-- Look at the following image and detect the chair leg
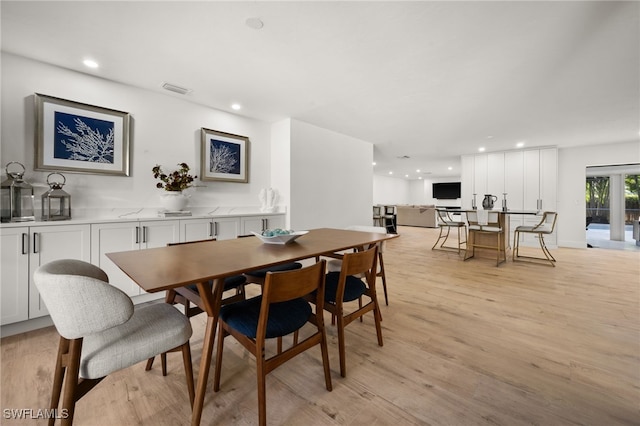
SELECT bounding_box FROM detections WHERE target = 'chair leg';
[213,323,226,392]
[378,253,389,306]
[161,352,168,376]
[48,337,69,426]
[319,329,333,392]
[145,357,155,371]
[256,355,267,426]
[336,311,347,378]
[539,234,557,266]
[60,338,83,426]
[181,342,195,408]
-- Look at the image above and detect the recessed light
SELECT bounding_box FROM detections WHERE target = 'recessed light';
[448,166,453,170]
[372,162,377,166]
[478,147,486,152]
[416,169,421,173]
[516,141,525,148]
[405,174,409,178]
[418,176,423,180]
[83,59,99,69]
[389,171,393,175]
[245,17,264,29]
[231,103,242,111]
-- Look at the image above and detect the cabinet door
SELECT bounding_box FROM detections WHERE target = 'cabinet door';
[181,218,214,242]
[264,215,285,231]
[0,227,29,325]
[28,224,91,319]
[139,220,179,249]
[460,155,474,208]
[473,154,488,197]
[91,221,141,296]
[539,148,557,212]
[241,215,285,236]
[487,152,505,197]
[523,150,541,210]
[212,217,240,240]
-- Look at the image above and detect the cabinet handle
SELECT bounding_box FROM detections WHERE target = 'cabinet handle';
[33,233,39,254]
[213,222,218,236]
[142,226,148,243]
[135,226,140,244]
[209,221,213,237]
[262,218,267,231]
[21,233,29,255]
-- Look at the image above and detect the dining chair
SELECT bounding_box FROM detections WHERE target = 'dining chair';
[464,210,506,266]
[237,234,302,285]
[313,245,383,377]
[513,211,558,266]
[213,261,332,426]
[326,225,390,305]
[146,239,248,374]
[33,259,194,426]
[431,209,467,254]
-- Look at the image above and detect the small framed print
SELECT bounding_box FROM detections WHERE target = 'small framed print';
[34,93,131,176]
[200,128,249,183]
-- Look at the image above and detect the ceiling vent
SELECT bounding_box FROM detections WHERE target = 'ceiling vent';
[161,82,191,95]
[397,155,411,159]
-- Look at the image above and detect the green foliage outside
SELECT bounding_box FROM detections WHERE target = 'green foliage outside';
[586,175,639,224]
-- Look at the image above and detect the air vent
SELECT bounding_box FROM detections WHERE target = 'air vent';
[422,171,432,175]
[161,82,191,95]
[397,155,411,159]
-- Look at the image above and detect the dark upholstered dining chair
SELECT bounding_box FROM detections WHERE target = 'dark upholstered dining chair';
[213,261,332,426]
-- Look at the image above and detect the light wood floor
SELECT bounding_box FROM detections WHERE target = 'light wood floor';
[2,226,639,425]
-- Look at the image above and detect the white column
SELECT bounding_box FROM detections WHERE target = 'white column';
[609,174,625,241]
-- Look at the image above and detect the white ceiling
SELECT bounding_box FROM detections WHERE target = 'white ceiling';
[2,1,638,179]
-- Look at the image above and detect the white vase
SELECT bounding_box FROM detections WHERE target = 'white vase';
[159,191,188,211]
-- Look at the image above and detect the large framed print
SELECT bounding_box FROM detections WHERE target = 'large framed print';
[34,93,131,176]
[200,128,249,183]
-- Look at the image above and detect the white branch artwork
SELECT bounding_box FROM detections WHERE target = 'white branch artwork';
[56,118,114,163]
[210,144,238,173]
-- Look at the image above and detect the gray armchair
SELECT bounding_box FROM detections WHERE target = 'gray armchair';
[34,259,194,425]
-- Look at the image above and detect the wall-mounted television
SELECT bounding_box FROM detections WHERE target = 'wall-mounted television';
[433,182,461,199]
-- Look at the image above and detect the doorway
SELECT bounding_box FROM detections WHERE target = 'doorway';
[586,164,640,251]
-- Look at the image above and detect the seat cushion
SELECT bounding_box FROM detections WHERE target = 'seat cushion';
[220,296,311,339]
[245,262,302,278]
[516,225,552,233]
[80,303,192,379]
[324,272,367,303]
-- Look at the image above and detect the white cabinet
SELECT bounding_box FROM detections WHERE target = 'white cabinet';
[523,148,557,212]
[1,227,29,325]
[181,217,240,242]
[0,224,91,325]
[91,220,179,296]
[241,215,285,236]
[487,152,505,197]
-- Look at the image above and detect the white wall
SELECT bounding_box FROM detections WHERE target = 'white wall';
[373,175,410,205]
[290,120,373,230]
[373,175,461,206]
[557,140,640,248]
[270,118,292,226]
[1,53,271,211]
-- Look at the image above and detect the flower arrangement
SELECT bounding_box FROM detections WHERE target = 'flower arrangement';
[152,163,196,191]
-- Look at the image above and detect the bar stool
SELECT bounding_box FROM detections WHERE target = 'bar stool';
[464,210,506,266]
[432,209,467,254]
[383,205,397,234]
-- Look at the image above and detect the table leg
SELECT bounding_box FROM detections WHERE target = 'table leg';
[191,278,223,426]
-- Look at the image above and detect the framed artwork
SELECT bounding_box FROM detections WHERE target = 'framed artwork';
[34,93,131,176]
[200,128,249,183]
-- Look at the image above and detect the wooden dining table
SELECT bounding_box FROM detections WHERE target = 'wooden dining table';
[106,227,397,426]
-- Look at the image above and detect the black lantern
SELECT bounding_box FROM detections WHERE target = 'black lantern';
[1,162,35,223]
[41,173,71,221]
